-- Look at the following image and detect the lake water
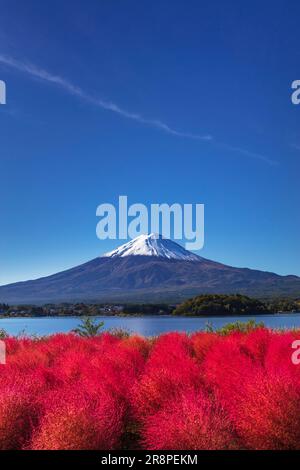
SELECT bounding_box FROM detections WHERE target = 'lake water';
[1,313,300,336]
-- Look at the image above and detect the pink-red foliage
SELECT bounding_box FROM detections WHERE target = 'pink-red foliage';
[131,333,203,419]
[30,387,124,450]
[0,387,41,450]
[202,333,260,413]
[142,390,239,450]
[231,369,300,449]
[191,332,220,362]
[0,329,300,450]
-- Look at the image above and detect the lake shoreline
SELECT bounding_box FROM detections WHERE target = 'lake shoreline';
[1,313,300,337]
[1,311,300,320]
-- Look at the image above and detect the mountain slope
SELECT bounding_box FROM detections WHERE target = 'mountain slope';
[0,235,299,303]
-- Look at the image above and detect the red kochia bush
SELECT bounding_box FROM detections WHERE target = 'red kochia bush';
[1,330,300,450]
[30,387,124,450]
[265,331,300,379]
[239,328,271,365]
[0,360,57,450]
[231,369,300,449]
[0,388,40,450]
[131,333,203,419]
[191,332,220,362]
[83,339,147,405]
[202,333,260,413]
[122,335,151,358]
[142,390,239,450]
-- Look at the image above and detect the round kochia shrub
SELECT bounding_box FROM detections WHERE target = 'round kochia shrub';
[141,390,239,450]
[0,389,40,450]
[202,333,260,413]
[131,333,203,419]
[191,332,220,362]
[0,365,53,449]
[231,370,300,449]
[238,327,271,365]
[30,387,125,450]
[264,331,300,378]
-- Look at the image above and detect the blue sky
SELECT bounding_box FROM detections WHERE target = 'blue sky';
[0,0,299,285]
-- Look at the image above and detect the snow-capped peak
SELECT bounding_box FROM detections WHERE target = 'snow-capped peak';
[102,233,201,261]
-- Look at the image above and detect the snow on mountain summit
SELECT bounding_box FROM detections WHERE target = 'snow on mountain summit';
[102,233,201,261]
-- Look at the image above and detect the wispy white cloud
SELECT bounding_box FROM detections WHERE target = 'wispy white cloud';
[0,54,277,165]
[217,143,278,166]
[0,54,212,141]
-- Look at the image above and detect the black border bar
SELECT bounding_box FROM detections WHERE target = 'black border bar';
[0,450,300,466]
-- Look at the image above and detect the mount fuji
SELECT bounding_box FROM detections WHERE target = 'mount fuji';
[0,234,299,304]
